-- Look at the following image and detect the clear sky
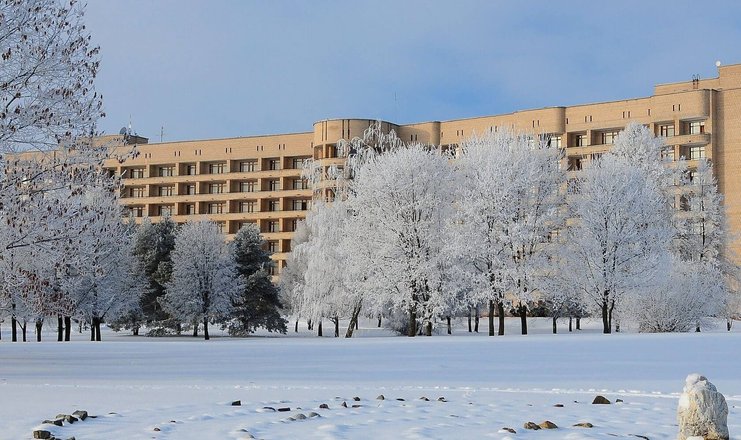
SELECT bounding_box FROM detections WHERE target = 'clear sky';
[85,0,741,143]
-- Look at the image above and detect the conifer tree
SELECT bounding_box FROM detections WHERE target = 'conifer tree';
[229,224,287,335]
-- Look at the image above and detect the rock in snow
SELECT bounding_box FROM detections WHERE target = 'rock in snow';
[677,374,729,440]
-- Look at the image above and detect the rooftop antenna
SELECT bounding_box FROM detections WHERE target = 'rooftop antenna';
[716,60,722,75]
[160,125,164,143]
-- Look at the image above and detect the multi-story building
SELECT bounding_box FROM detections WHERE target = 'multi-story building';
[104,62,741,272]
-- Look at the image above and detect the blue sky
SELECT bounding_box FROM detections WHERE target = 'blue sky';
[85,1,741,142]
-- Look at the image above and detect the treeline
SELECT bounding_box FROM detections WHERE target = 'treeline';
[280,122,740,337]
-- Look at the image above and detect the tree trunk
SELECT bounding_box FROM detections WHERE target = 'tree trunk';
[203,317,209,340]
[569,316,573,332]
[317,320,322,337]
[601,300,611,334]
[474,306,479,333]
[355,319,359,330]
[193,320,199,337]
[307,319,313,331]
[90,318,97,341]
[346,303,362,338]
[407,309,416,337]
[21,321,27,342]
[64,316,71,341]
[446,316,451,335]
[377,315,382,328]
[519,303,527,335]
[57,316,63,342]
[695,322,701,332]
[608,300,615,333]
[35,319,42,342]
[11,311,17,343]
[133,325,139,336]
[727,318,732,332]
[294,320,299,333]
[576,317,581,330]
[497,301,505,336]
[176,322,182,335]
[615,321,620,333]
[468,309,472,333]
[424,321,432,336]
[95,320,102,341]
[488,300,495,336]
[333,317,339,338]
[552,316,557,334]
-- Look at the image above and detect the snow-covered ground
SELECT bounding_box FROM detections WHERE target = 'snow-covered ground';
[1,318,740,439]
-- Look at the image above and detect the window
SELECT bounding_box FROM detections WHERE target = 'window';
[157,205,172,216]
[239,160,256,172]
[268,159,280,170]
[209,183,225,194]
[184,184,196,195]
[292,178,308,190]
[548,135,562,148]
[267,220,279,233]
[239,201,255,213]
[661,147,675,161]
[239,181,256,192]
[689,146,706,160]
[600,130,619,145]
[567,156,582,171]
[184,164,197,175]
[267,200,280,212]
[286,219,298,232]
[128,206,144,217]
[659,124,675,137]
[157,166,174,177]
[267,241,279,253]
[292,199,309,211]
[184,204,196,215]
[157,186,174,197]
[130,168,145,179]
[573,133,587,147]
[268,179,280,191]
[129,187,145,198]
[688,121,705,135]
[291,158,305,169]
[216,222,225,234]
[207,203,224,214]
[208,162,226,174]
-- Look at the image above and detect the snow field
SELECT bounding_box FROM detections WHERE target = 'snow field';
[1,320,740,439]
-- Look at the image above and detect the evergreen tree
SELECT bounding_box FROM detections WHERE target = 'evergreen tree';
[132,215,177,325]
[229,224,287,335]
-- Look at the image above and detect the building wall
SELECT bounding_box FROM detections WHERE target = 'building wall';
[105,63,741,272]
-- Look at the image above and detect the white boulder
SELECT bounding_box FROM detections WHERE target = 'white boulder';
[677,374,729,440]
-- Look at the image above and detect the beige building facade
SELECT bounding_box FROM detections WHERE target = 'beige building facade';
[104,63,741,273]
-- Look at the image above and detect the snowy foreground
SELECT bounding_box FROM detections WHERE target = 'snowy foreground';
[1,319,740,440]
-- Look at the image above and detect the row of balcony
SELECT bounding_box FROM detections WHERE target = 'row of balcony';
[111,156,313,180]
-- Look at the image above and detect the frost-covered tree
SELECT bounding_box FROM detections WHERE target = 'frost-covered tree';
[161,220,241,340]
[633,262,726,333]
[228,223,286,335]
[451,130,565,336]
[296,199,351,337]
[279,221,310,333]
[346,143,455,336]
[66,189,144,341]
[554,154,673,333]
